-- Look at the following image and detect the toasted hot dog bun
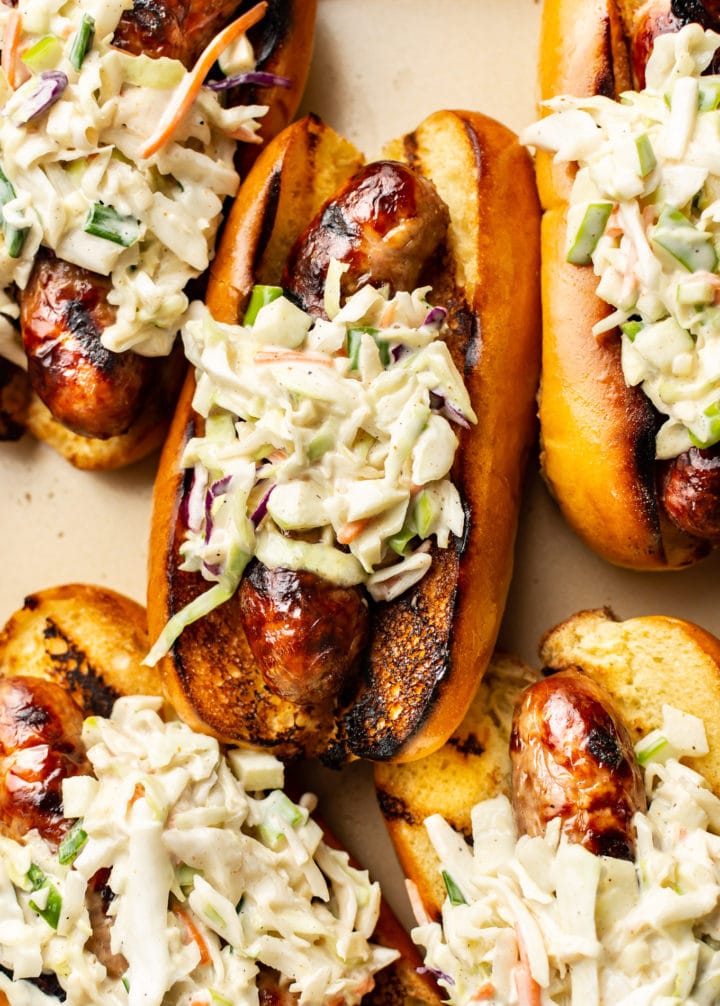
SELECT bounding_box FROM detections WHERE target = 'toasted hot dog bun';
[148,109,542,765]
[375,608,720,918]
[0,582,442,1006]
[7,0,316,471]
[535,0,711,569]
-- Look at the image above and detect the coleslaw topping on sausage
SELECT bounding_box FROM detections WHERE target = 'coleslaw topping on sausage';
[0,694,396,1006]
[411,705,720,1006]
[145,272,475,664]
[522,25,720,460]
[0,0,267,358]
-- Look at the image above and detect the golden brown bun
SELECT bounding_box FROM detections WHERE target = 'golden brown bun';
[0,583,164,715]
[148,109,542,764]
[535,0,708,569]
[10,0,316,471]
[539,607,720,795]
[376,609,720,922]
[374,653,539,919]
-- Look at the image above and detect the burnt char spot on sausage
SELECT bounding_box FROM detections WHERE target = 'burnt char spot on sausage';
[586,725,623,769]
[62,301,119,369]
[672,0,720,29]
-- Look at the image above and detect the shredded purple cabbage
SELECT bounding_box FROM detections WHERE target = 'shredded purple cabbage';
[250,483,275,525]
[18,70,68,125]
[417,965,454,986]
[430,389,471,429]
[204,70,292,92]
[423,305,447,327]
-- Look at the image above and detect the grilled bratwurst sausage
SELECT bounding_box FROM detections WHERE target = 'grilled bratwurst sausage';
[237,161,450,705]
[20,253,155,439]
[0,675,89,847]
[510,668,647,860]
[283,161,451,318]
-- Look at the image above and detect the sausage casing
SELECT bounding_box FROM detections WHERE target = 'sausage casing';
[0,675,90,847]
[510,668,646,859]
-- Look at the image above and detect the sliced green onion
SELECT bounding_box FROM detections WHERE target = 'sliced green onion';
[27,865,62,929]
[69,14,95,71]
[0,165,28,259]
[413,489,437,539]
[690,400,720,449]
[21,34,63,72]
[388,524,416,556]
[567,202,613,266]
[699,80,720,111]
[58,820,87,865]
[84,202,139,247]
[621,320,643,342]
[636,732,668,766]
[651,206,718,273]
[243,284,283,325]
[346,326,390,369]
[635,133,657,177]
[441,870,467,906]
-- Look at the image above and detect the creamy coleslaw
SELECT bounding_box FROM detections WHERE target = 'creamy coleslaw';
[412,705,720,1005]
[0,0,268,358]
[522,25,720,459]
[0,695,396,1005]
[146,269,475,664]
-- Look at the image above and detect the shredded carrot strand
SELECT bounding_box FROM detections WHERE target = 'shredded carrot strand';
[337,518,368,545]
[138,1,268,159]
[471,982,497,1001]
[514,924,541,1006]
[175,903,212,966]
[253,349,334,367]
[2,9,23,90]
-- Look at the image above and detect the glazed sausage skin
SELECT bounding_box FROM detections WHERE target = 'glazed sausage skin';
[661,445,720,541]
[238,562,369,704]
[282,160,450,318]
[510,668,647,860]
[113,0,247,67]
[0,675,90,847]
[20,253,155,439]
[238,161,450,704]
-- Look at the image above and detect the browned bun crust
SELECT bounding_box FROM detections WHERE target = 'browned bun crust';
[0,583,164,715]
[535,0,709,569]
[148,110,542,763]
[11,0,316,470]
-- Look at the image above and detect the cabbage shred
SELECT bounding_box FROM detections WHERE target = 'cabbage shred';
[0,0,265,357]
[413,705,720,1005]
[522,25,720,460]
[0,696,397,1005]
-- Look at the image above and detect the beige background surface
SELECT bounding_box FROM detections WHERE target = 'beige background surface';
[3,0,720,929]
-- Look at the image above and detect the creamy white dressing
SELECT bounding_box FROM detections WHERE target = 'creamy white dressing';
[0,0,265,357]
[0,696,396,1005]
[521,25,720,459]
[412,705,720,1006]
[146,274,475,665]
